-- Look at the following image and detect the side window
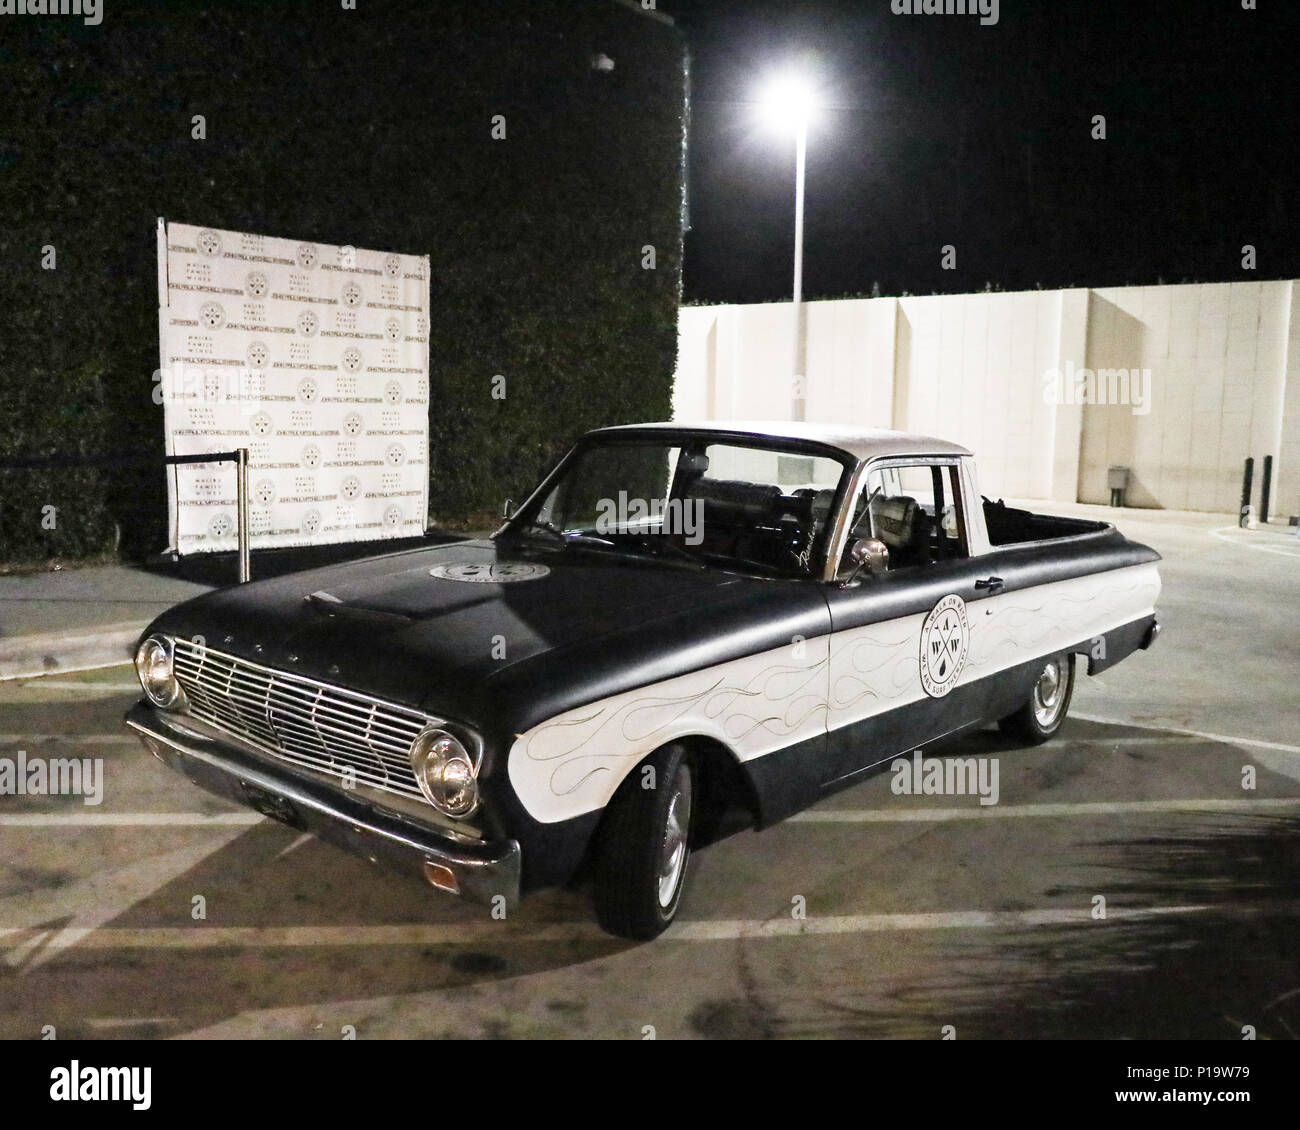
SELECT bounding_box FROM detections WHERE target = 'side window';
[841,462,968,573]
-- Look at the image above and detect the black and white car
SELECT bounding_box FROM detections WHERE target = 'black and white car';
[127,421,1161,938]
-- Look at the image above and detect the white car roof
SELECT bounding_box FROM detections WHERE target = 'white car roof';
[590,420,972,463]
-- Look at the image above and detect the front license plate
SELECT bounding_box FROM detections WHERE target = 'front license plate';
[238,780,303,829]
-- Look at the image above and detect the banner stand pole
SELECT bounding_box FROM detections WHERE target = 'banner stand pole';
[236,447,251,583]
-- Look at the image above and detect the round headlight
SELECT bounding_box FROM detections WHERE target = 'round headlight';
[409,727,479,817]
[135,635,184,709]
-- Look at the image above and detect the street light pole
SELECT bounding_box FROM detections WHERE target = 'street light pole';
[757,69,820,423]
[791,114,808,422]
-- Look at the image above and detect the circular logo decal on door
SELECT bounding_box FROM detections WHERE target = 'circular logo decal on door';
[429,562,551,584]
[919,594,970,698]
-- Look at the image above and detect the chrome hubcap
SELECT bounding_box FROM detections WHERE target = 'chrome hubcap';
[1032,660,1065,728]
[657,766,692,908]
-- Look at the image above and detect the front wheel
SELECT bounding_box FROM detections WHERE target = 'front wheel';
[998,653,1075,744]
[592,743,694,940]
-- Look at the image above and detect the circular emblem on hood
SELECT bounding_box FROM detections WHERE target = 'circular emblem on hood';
[919,594,970,698]
[429,561,551,584]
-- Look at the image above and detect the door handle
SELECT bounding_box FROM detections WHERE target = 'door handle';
[974,576,1004,592]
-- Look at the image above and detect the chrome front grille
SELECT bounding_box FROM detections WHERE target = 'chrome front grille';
[171,639,429,801]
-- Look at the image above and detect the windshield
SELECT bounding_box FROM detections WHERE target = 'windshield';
[504,435,853,578]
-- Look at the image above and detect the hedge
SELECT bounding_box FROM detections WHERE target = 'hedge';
[0,0,686,562]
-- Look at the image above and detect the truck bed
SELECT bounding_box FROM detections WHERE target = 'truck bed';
[982,497,1111,546]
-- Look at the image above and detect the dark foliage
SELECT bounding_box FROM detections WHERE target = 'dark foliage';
[0,0,686,562]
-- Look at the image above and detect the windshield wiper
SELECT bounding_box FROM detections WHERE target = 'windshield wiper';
[516,519,615,549]
[616,534,708,570]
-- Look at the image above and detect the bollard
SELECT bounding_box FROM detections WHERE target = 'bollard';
[1239,457,1254,529]
[1260,455,1273,526]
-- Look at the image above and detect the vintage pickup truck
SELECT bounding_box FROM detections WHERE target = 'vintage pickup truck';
[126,421,1161,938]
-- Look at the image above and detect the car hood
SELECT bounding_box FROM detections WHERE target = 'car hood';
[149,539,749,718]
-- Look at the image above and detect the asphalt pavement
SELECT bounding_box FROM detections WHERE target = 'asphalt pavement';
[0,505,1297,1039]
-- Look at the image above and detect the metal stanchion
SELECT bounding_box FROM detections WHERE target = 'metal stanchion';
[236,447,251,583]
[0,447,252,582]
[1260,455,1273,526]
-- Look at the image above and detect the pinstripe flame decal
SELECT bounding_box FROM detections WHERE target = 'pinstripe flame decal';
[508,562,1160,824]
[512,647,830,817]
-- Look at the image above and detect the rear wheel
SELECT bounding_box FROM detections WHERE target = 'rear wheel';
[998,653,1075,744]
[592,743,694,940]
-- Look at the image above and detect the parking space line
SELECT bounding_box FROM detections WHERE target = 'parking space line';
[1061,737,1214,746]
[3,901,1285,951]
[791,797,1300,823]
[83,1017,181,1029]
[1209,526,1300,558]
[0,813,263,827]
[1071,713,1300,755]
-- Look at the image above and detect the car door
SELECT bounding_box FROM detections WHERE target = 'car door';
[820,457,1000,787]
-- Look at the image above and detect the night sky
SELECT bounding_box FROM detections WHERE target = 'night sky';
[662,0,1298,305]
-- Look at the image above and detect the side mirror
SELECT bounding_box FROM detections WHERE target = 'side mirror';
[844,537,889,585]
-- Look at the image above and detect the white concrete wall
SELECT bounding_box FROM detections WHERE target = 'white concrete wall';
[804,297,898,430]
[673,280,1300,515]
[893,290,1066,502]
[1278,285,1300,520]
[1080,281,1292,512]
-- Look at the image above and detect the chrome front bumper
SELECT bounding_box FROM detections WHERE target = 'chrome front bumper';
[125,702,521,908]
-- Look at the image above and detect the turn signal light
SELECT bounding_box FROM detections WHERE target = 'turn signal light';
[422,861,460,895]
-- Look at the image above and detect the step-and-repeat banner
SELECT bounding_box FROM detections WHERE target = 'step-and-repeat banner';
[157,219,430,553]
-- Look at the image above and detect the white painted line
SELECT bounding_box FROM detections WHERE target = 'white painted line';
[1064,736,1209,747]
[0,812,263,827]
[1072,713,1300,755]
[1209,526,1300,558]
[274,831,315,859]
[0,823,255,971]
[791,797,1300,824]
[0,660,136,684]
[0,923,611,949]
[670,903,1218,940]
[83,1017,180,1029]
[0,625,143,683]
[0,902,1254,951]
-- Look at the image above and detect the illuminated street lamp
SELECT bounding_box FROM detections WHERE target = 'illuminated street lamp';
[757,72,822,421]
